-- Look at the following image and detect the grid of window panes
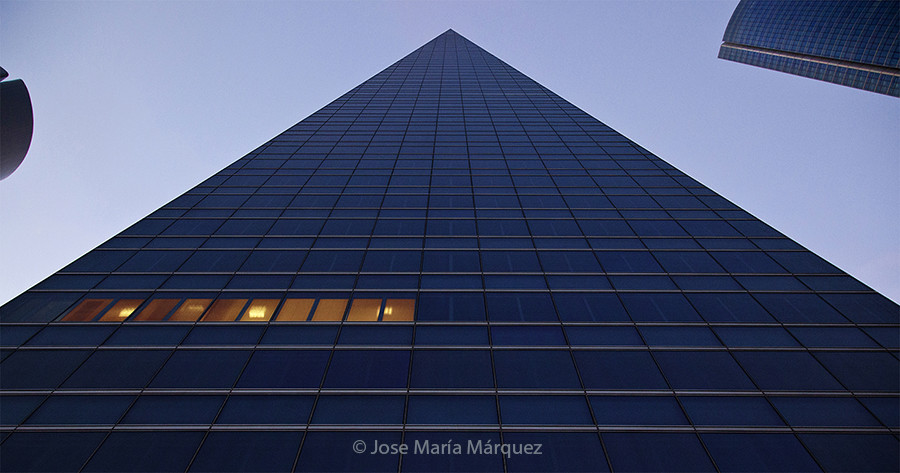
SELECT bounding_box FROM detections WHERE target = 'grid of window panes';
[719,0,900,97]
[2,29,898,473]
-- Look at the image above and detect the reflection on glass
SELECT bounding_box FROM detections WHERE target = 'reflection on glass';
[275,299,315,321]
[347,299,382,321]
[201,299,249,322]
[98,299,145,322]
[168,299,212,321]
[241,299,280,322]
[311,299,347,321]
[132,299,180,322]
[61,299,113,322]
[383,299,415,321]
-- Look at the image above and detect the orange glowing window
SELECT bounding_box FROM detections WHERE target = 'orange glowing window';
[274,298,315,321]
[201,299,248,322]
[240,299,280,322]
[97,299,145,322]
[310,299,347,321]
[347,299,382,321]
[382,299,415,321]
[131,299,180,322]
[61,299,114,322]
[168,299,212,322]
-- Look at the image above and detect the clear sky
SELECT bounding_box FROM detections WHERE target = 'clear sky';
[1,0,897,304]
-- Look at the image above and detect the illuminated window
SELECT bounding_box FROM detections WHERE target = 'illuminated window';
[61,299,113,322]
[274,299,315,321]
[98,299,145,322]
[347,299,382,321]
[382,299,415,321]
[311,299,347,321]
[201,299,249,322]
[131,299,180,322]
[168,299,212,322]
[240,299,280,322]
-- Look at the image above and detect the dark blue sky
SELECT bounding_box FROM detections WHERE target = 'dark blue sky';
[1,0,897,303]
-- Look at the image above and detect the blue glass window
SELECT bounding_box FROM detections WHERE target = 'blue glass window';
[504,432,609,473]
[406,395,497,425]
[702,434,820,473]
[259,326,338,345]
[236,350,329,389]
[0,432,106,473]
[417,293,485,321]
[655,352,754,390]
[312,395,404,424]
[790,327,877,347]
[687,293,774,322]
[413,325,488,345]
[596,251,662,272]
[0,395,44,425]
[620,293,701,321]
[64,250,136,272]
[122,395,224,424]
[538,251,602,272]
[26,395,133,425]
[26,325,115,346]
[361,250,421,272]
[217,395,314,424]
[189,432,302,473]
[180,250,250,272]
[603,433,715,472]
[500,395,593,424]
[799,434,899,473]
[566,326,643,346]
[422,250,480,272]
[680,396,783,426]
[486,293,557,321]
[814,352,899,392]
[755,293,847,324]
[591,396,687,425]
[410,350,493,388]
[491,325,565,346]
[0,325,41,347]
[734,352,842,390]
[300,251,364,271]
[104,325,190,346]
[639,326,720,346]
[576,351,668,389]
[118,250,191,272]
[494,350,580,389]
[296,431,400,472]
[149,350,250,389]
[553,293,630,321]
[82,431,205,472]
[239,250,307,271]
[63,350,170,389]
[0,350,90,390]
[481,250,541,272]
[713,326,798,347]
[323,350,410,389]
[772,397,880,427]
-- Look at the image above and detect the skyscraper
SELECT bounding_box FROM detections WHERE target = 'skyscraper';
[719,0,900,97]
[1,29,897,472]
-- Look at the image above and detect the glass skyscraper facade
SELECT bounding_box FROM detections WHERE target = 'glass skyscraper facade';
[719,0,900,97]
[1,29,898,472]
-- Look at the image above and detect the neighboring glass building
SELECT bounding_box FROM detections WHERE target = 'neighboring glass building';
[719,0,900,97]
[2,29,898,472]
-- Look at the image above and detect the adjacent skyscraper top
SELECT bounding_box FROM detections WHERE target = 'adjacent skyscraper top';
[719,0,900,96]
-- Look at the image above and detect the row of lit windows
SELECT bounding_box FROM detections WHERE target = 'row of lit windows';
[60,297,415,323]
